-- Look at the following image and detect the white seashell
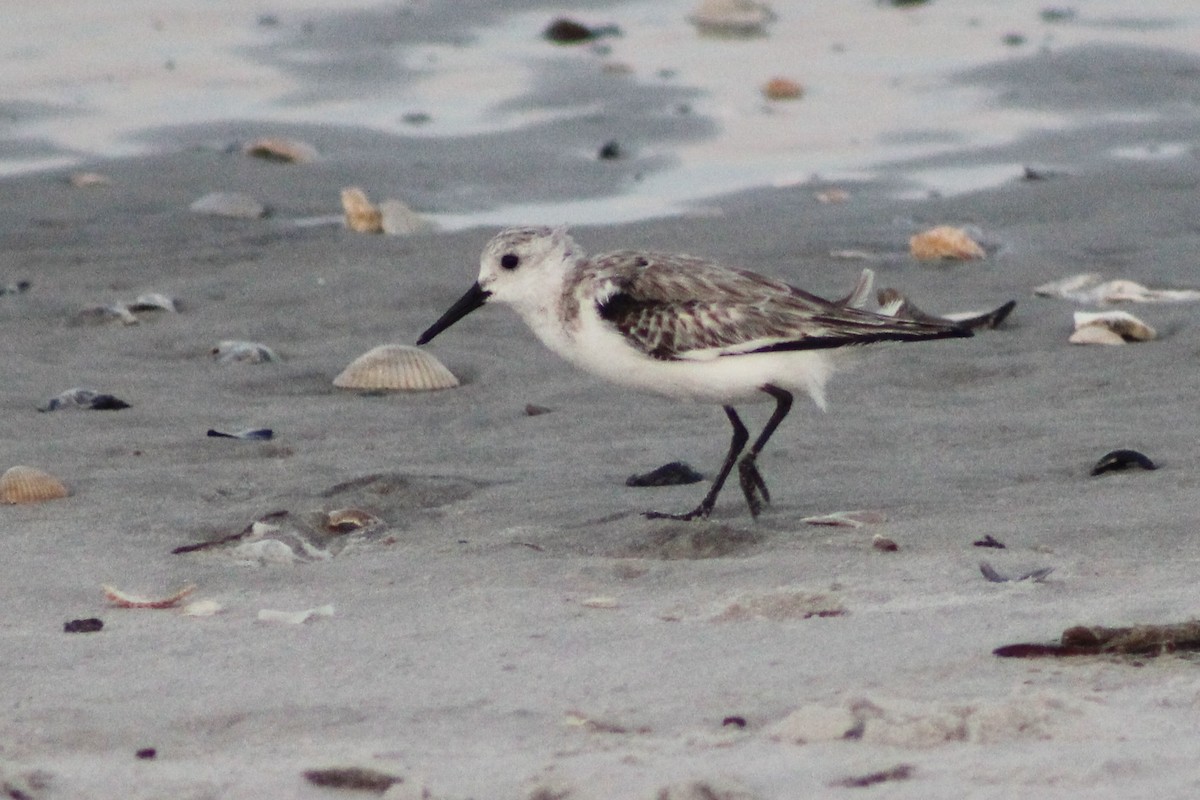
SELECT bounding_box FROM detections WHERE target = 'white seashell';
[333,344,459,391]
[182,599,223,617]
[1068,325,1125,346]
[0,465,69,504]
[128,292,179,313]
[379,199,437,235]
[190,191,266,219]
[68,171,112,187]
[211,340,278,364]
[688,0,775,36]
[801,510,886,528]
[341,187,383,233]
[102,584,196,609]
[1036,273,1200,304]
[243,136,318,163]
[1034,273,1103,299]
[1073,310,1156,342]
[257,604,334,624]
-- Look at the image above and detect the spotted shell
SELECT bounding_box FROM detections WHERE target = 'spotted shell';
[341,187,383,234]
[0,465,69,504]
[333,344,459,391]
[909,226,986,261]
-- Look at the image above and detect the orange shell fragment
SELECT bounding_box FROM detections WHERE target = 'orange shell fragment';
[102,584,197,609]
[909,226,986,261]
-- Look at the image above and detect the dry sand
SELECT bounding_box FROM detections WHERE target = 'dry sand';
[4,3,1200,799]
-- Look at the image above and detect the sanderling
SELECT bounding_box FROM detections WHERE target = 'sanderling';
[417,226,972,520]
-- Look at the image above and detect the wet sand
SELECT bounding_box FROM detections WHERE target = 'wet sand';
[4,4,1200,799]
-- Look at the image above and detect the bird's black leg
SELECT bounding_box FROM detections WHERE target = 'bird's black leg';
[644,406,748,521]
[737,384,793,518]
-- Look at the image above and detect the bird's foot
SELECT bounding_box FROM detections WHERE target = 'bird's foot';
[643,502,713,522]
[737,455,770,518]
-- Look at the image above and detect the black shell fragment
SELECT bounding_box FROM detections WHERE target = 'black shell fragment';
[626,461,704,487]
[1090,449,1156,476]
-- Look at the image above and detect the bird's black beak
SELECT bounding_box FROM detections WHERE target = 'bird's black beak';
[416,282,491,345]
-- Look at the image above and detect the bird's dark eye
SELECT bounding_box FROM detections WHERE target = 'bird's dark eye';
[500,253,520,270]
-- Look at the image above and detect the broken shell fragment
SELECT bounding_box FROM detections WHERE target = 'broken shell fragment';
[68,171,112,187]
[40,387,130,411]
[243,136,318,163]
[688,0,775,36]
[257,605,334,624]
[762,77,804,101]
[206,427,274,441]
[1035,273,1200,304]
[102,584,196,609]
[0,466,69,504]
[190,191,267,219]
[801,510,886,528]
[1072,310,1155,343]
[75,303,139,326]
[182,599,224,617]
[909,226,986,261]
[1091,449,1156,476]
[128,292,179,313]
[211,340,278,364]
[324,508,385,534]
[340,187,383,233]
[333,344,459,391]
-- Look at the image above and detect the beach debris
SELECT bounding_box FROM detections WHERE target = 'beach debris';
[333,344,459,391]
[189,191,267,219]
[257,604,334,624]
[979,561,1053,583]
[542,17,619,44]
[40,387,130,411]
[303,766,401,793]
[401,111,432,126]
[324,507,385,534]
[871,534,899,552]
[833,764,914,789]
[1040,7,1077,22]
[714,590,846,621]
[597,140,623,160]
[580,596,620,609]
[379,198,437,235]
[815,188,850,204]
[1034,273,1200,304]
[68,171,112,187]
[243,136,318,163]
[75,302,140,326]
[340,186,384,233]
[688,0,775,37]
[995,619,1200,658]
[206,427,274,441]
[0,465,69,504]
[801,510,886,528]
[102,584,196,609]
[64,618,103,633]
[761,77,804,101]
[182,599,223,617]
[136,748,157,760]
[877,288,1015,330]
[565,710,651,735]
[909,226,987,261]
[973,534,1006,549]
[722,715,748,728]
[1070,310,1156,344]
[127,292,179,313]
[0,280,30,295]
[1090,448,1156,476]
[626,462,704,487]
[211,340,278,364]
[524,403,553,416]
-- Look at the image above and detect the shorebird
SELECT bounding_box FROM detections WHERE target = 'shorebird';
[417,226,971,520]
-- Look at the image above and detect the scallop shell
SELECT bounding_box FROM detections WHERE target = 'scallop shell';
[909,226,987,261]
[0,465,69,504]
[341,187,383,233]
[211,340,278,364]
[333,344,459,391]
[762,77,804,101]
[1073,310,1156,342]
[243,136,318,164]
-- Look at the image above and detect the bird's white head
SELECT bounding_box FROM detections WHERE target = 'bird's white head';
[416,226,582,345]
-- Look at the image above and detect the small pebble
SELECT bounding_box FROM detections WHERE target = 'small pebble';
[1091,449,1157,476]
[64,618,104,633]
[598,140,623,160]
[135,748,157,760]
[626,462,704,487]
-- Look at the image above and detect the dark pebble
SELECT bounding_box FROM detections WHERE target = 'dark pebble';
[597,140,623,160]
[64,618,103,633]
[543,18,596,43]
[136,748,157,760]
[1090,449,1157,476]
[88,394,131,410]
[626,461,704,487]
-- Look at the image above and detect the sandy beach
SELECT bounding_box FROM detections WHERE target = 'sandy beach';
[4,2,1200,798]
